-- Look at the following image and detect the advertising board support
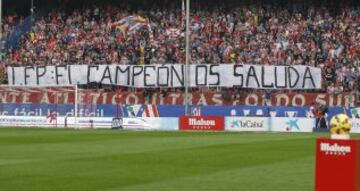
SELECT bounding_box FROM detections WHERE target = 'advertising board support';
[315,138,360,191]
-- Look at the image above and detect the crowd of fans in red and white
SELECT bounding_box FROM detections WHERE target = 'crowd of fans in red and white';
[1,1,360,94]
[0,14,24,82]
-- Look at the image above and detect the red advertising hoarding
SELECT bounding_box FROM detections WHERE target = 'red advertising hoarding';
[0,87,358,107]
[315,138,360,191]
[179,116,225,131]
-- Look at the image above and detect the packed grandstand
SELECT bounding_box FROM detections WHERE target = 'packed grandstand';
[0,0,359,101]
[1,1,360,190]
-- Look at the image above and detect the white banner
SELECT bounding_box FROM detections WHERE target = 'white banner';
[0,115,179,130]
[7,64,322,89]
[225,117,269,131]
[66,117,179,130]
[270,117,315,132]
[0,116,53,127]
[351,118,360,133]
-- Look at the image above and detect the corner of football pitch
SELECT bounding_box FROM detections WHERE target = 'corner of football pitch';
[0,128,354,191]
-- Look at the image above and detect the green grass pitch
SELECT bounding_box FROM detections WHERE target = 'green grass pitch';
[1,128,357,191]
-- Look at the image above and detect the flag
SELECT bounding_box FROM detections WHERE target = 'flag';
[182,0,185,20]
[147,24,155,44]
[112,16,149,35]
[124,105,159,117]
[139,105,159,117]
[192,106,202,116]
[125,105,137,117]
[181,0,185,29]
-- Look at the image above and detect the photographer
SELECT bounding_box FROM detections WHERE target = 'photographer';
[313,104,329,129]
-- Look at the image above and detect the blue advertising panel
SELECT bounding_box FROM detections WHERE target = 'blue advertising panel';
[0,104,352,121]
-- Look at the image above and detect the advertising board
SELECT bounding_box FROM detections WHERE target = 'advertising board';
[75,117,113,128]
[315,138,360,191]
[0,116,51,127]
[351,118,360,133]
[179,116,225,131]
[138,118,179,131]
[270,117,315,132]
[75,117,179,130]
[225,117,269,131]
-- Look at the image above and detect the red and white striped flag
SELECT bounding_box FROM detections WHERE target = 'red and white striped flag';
[181,0,185,28]
[142,105,159,117]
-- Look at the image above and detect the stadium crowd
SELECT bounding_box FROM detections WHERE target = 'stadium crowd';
[1,0,360,94]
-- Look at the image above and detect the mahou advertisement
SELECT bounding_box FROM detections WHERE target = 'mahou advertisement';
[315,139,360,191]
[179,116,225,131]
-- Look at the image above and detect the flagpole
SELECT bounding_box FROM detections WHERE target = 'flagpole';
[0,0,2,51]
[184,0,190,116]
[30,0,34,22]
